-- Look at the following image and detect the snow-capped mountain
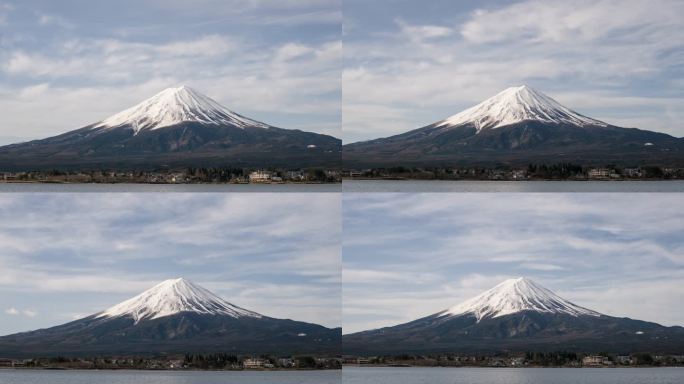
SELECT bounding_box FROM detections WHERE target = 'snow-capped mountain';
[94,86,270,133]
[343,277,684,355]
[0,278,340,357]
[343,86,684,167]
[0,86,341,171]
[96,278,261,323]
[438,277,600,321]
[436,85,607,132]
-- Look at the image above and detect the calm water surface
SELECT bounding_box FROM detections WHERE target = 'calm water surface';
[0,183,340,192]
[0,369,340,384]
[343,367,684,384]
[343,180,684,192]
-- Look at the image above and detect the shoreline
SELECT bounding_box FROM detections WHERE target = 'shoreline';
[342,364,683,369]
[342,178,682,182]
[0,181,340,185]
[0,367,341,372]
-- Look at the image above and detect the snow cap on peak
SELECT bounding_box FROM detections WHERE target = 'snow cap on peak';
[96,278,262,323]
[437,85,607,131]
[439,277,601,321]
[94,86,270,132]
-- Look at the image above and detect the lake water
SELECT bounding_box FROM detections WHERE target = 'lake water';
[0,183,340,193]
[342,367,684,384]
[343,180,684,192]
[0,369,340,384]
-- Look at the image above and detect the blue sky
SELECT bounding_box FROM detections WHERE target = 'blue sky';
[343,194,684,334]
[0,0,341,145]
[343,0,684,143]
[0,194,341,335]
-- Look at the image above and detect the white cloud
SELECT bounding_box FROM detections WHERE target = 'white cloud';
[4,307,36,317]
[461,0,682,44]
[0,2,12,25]
[149,35,235,57]
[37,13,75,29]
[276,42,314,61]
[397,19,453,41]
[22,309,37,317]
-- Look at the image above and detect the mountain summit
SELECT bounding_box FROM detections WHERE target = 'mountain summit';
[343,277,684,355]
[437,86,607,132]
[0,86,341,171]
[96,278,261,323]
[95,86,269,132]
[439,277,600,321]
[343,86,684,167]
[0,278,340,357]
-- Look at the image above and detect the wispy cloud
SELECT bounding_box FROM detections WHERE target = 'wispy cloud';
[4,307,36,317]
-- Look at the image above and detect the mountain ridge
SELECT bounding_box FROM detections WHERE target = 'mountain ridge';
[95,278,261,324]
[343,277,684,355]
[0,278,341,357]
[343,86,684,168]
[437,277,601,322]
[94,86,270,133]
[436,85,607,132]
[0,86,341,171]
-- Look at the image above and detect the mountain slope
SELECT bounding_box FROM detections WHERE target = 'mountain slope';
[0,87,341,171]
[343,86,684,167]
[0,278,340,358]
[437,86,607,132]
[96,278,261,323]
[438,277,600,321]
[343,278,684,355]
[94,86,270,132]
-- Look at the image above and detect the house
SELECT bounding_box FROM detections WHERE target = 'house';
[248,171,271,183]
[588,168,612,179]
[243,358,265,368]
[0,358,14,367]
[583,355,610,366]
[509,357,526,366]
[623,168,642,178]
[511,170,527,180]
[278,358,294,367]
[287,170,305,181]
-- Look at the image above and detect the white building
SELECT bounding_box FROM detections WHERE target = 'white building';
[249,171,271,183]
[243,358,265,368]
[588,168,611,179]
